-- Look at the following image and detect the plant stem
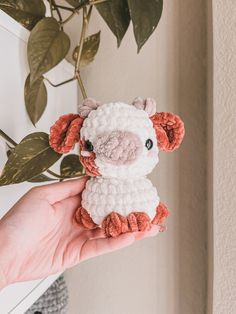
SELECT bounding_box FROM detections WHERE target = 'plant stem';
[44,76,76,87]
[49,0,108,15]
[76,73,87,99]
[50,0,63,30]
[52,4,74,11]
[47,3,90,98]
[76,71,87,99]
[0,129,17,146]
[46,169,66,179]
[87,5,93,22]
[49,0,54,17]
[74,0,109,10]
[60,11,78,25]
[74,0,89,10]
[75,8,88,73]
[74,7,89,99]
[90,0,109,5]
[47,169,85,180]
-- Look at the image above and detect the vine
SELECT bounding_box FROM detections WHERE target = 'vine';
[0,0,163,185]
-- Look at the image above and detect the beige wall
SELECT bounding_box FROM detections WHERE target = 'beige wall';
[210,1,236,313]
[63,1,208,313]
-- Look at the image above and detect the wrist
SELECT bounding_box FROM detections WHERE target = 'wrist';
[0,223,12,290]
[0,267,7,290]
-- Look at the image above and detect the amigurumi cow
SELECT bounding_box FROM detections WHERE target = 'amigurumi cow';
[49,97,185,237]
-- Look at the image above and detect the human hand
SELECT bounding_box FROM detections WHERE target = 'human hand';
[0,178,160,289]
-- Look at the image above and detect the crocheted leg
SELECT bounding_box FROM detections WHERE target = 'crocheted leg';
[151,202,169,225]
[75,207,98,230]
[127,212,152,232]
[102,212,129,238]
[102,211,152,237]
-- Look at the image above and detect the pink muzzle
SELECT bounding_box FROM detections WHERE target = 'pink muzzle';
[93,130,142,165]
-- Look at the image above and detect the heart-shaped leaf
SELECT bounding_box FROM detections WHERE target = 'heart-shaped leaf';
[27,17,70,85]
[60,154,84,177]
[24,74,47,125]
[73,31,101,67]
[0,132,61,186]
[4,137,56,183]
[65,0,88,7]
[128,0,163,52]
[96,0,130,47]
[0,0,46,30]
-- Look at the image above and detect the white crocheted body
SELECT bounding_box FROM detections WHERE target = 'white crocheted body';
[80,102,159,178]
[81,177,160,225]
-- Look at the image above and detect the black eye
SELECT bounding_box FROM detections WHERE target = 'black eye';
[84,140,94,152]
[145,139,153,150]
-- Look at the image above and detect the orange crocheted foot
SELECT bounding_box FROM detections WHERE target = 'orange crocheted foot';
[152,202,169,225]
[75,204,169,237]
[102,212,129,238]
[102,211,152,237]
[127,212,151,232]
[75,207,98,230]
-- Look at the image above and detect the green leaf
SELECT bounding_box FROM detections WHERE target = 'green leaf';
[27,17,70,85]
[128,0,163,52]
[65,0,88,7]
[73,31,101,67]
[96,0,130,47]
[60,154,84,177]
[28,173,56,183]
[6,149,12,158]
[6,143,14,158]
[0,0,46,30]
[4,138,56,183]
[0,132,61,186]
[24,74,47,126]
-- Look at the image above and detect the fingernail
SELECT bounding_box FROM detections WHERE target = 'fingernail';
[134,232,145,240]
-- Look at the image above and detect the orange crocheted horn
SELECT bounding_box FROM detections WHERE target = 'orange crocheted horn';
[150,112,185,152]
[49,114,84,154]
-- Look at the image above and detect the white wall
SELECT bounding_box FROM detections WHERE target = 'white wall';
[0,11,77,313]
[64,1,208,313]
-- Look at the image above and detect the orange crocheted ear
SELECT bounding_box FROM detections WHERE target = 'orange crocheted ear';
[49,114,84,154]
[150,112,185,152]
[78,98,102,117]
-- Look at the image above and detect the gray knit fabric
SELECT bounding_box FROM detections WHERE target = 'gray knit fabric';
[25,276,69,314]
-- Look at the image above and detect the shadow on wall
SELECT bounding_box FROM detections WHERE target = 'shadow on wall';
[179,1,208,314]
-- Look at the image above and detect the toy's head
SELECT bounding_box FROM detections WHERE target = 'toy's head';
[49,98,185,178]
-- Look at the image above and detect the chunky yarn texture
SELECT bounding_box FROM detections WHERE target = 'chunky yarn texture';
[49,99,185,237]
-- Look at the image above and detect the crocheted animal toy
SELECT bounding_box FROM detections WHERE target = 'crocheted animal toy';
[49,98,185,237]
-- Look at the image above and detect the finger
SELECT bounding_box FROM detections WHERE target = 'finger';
[86,227,106,240]
[80,233,135,261]
[34,177,89,204]
[133,225,161,240]
[53,194,82,218]
[86,225,160,241]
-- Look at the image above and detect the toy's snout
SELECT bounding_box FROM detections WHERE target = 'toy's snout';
[93,130,142,165]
